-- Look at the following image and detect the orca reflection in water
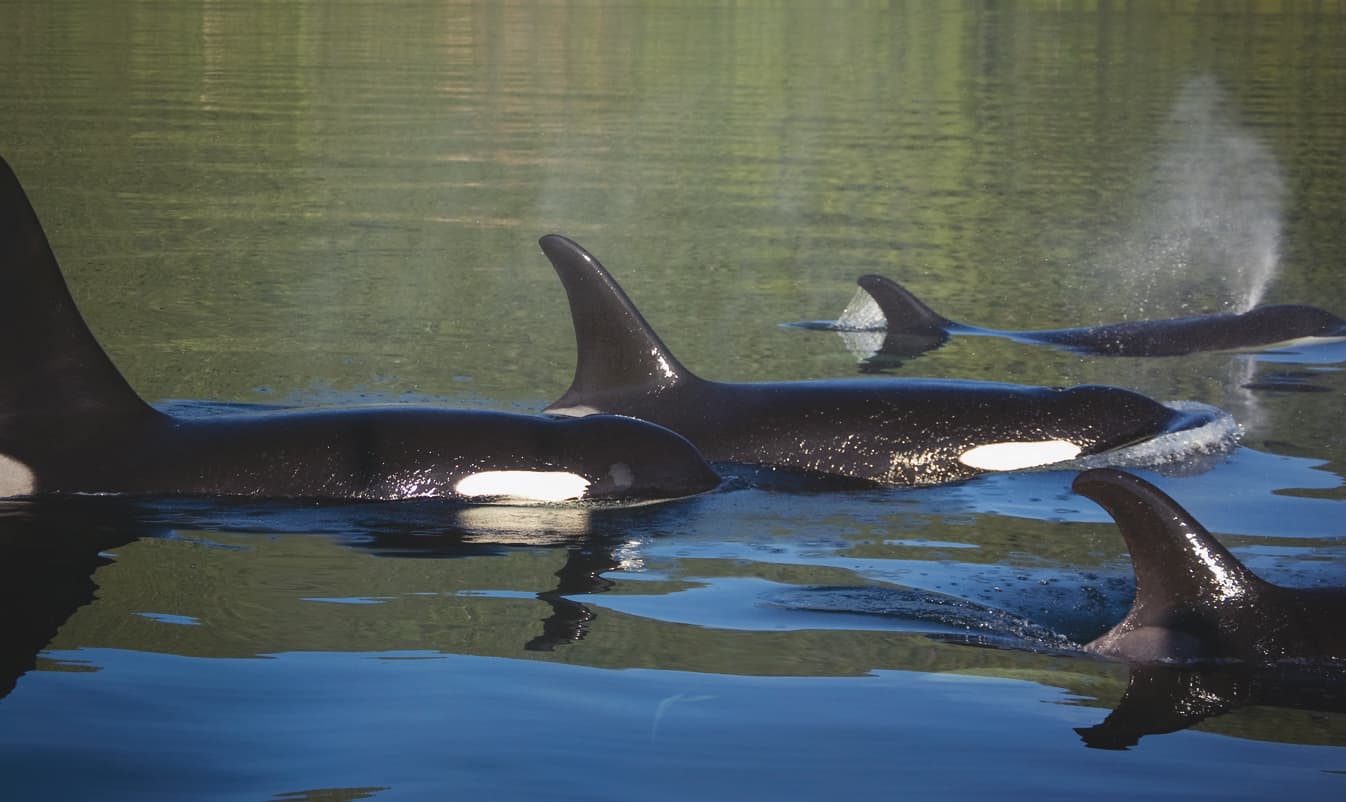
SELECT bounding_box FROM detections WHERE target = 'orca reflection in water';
[1074,468,1346,665]
[1075,662,1346,750]
[0,498,143,698]
[813,273,1346,363]
[538,234,1222,487]
[0,156,718,504]
[0,496,643,698]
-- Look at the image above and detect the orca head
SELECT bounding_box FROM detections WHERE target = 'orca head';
[548,414,720,504]
[1058,385,1215,458]
[1241,304,1346,340]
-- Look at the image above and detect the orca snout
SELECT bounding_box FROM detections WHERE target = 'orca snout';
[563,415,720,502]
[1243,304,1346,338]
[1063,385,1216,456]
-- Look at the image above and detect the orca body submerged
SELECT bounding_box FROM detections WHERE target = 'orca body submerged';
[537,235,1222,487]
[841,273,1346,359]
[1074,468,1346,665]
[0,156,718,504]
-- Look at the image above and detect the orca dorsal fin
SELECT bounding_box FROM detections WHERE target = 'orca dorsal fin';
[856,275,952,332]
[1072,469,1271,616]
[538,235,699,409]
[1,156,155,428]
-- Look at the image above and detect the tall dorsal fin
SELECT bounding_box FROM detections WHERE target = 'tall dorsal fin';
[856,275,952,332]
[1072,469,1271,615]
[0,156,155,428]
[538,235,699,408]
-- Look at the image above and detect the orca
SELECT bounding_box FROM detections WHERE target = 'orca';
[829,273,1346,360]
[1073,468,1346,665]
[537,234,1222,487]
[0,155,719,504]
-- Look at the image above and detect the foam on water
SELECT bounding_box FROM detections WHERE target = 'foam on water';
[1065,401,1242,471]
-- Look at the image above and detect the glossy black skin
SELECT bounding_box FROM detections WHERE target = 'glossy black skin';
[1074,468,1346,665]
[0,155,718,503]
[7,407,719,502]
[538,234,1215,487]
[853,274,1346,359]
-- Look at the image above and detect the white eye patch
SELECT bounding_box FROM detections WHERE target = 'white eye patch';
[958,440,1082,471]
[0,454,36,497]
[454,470,590,503]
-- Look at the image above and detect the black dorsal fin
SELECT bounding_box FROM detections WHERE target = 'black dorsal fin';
[538,235,699,409]
[0,155,156,428]
[856,274,952,332]
[1072,469,1271,615]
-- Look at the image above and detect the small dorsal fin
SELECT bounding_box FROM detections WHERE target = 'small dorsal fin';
[1072,469,1270,614]
[856,275,952,332]
[1,155,155,428]
[538,235,698,408]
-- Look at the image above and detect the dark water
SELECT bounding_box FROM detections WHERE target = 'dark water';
[2,2,1345,800]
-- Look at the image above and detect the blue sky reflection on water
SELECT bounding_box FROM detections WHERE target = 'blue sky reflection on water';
[4,649,1343,802]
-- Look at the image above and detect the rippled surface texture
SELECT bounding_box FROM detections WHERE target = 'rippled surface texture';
[2,2,1345,800]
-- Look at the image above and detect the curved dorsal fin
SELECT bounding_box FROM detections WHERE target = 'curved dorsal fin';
[1,156,155,429]
[538,235,698,408]
[1072,469,1270,614]
[856,275,952,332]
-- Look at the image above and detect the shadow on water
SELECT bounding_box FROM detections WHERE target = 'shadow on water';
[3,493,1343,751]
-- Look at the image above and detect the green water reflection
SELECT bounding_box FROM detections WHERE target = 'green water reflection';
[3,1,1343,406]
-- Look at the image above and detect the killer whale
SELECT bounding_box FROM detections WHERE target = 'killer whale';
[1073,468,1346,665]
[0,155,719,504]
[537,234,1221,487]
[832,273,1346,360]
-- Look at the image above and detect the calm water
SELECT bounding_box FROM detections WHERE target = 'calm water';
[2,1,1346,800]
